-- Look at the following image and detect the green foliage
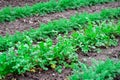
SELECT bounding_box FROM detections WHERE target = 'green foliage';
[0,0,115,22]
[0,20,120,78]
[0,35,78,79]
[69,59,120,80]
[0,7,120,51]
[71,21,118,53]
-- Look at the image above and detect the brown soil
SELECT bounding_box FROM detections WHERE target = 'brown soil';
[78,38,120,65]
[0,0,48,9]
[0,2,120,36]
[5,68,72,80]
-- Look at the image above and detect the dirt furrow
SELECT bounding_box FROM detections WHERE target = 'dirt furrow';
[0,0,48,9]
[5,68,72,80]
[78,38,120,65]
[0,2,119,36]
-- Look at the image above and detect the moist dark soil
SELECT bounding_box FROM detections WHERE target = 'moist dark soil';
[0,0,48,9]
[5,68,72,80]
[0,2,120,36]
[78,38,120,66]
[114,75,120,80]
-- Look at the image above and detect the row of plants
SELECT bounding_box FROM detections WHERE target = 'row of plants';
[0,0,116,22]
[69,59,120,80]
[0,7,120,51]
[0,20,120,79]
[70,21,120,53]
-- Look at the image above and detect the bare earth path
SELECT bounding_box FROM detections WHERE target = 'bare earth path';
[0,2,119,36]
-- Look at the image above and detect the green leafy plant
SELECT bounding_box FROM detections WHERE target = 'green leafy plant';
[0,35,78,79]
[71,21,119,53]
[69,59,120,80]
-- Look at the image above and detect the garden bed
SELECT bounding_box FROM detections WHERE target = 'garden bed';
[0,2,119,36]
[0,1,120,80]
